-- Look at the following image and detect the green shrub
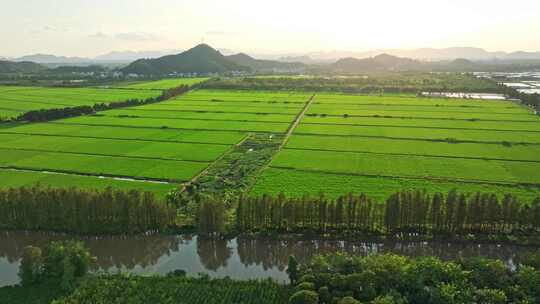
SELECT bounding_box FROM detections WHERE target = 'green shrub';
[337,296,360,304]
[289,290,319,304]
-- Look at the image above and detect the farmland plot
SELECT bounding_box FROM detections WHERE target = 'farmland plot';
[252,93,540,200]
[0,89,310,194]
[0,86,161,119]
[116,78,209,90]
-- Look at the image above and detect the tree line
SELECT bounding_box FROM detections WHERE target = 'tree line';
[234,190,540,235]
[16,84,190,122]
[0,185,176,234]
[201,73,501,94]
[500,84,540,110]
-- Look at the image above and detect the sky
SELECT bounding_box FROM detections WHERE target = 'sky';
[1,0,539,57]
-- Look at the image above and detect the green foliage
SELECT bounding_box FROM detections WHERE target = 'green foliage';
[16,241,95,294]
[296,282,316,292]
[53,275,286,304]
[202,73,501,93]
[287,256,300,285]
[19,246,43,286]
[475,288,507,304]
[338,296,360,304]
[289,290,319,304]
[236,190,540,235]
[42,242,95,287]
[0,280,67,304]
[519,252,540,269]
[197,197,227,235]
[0,185,176,234]
[293,253,540,304]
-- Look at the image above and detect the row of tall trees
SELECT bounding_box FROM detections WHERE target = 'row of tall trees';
[236,190,540,234]
[0,185,176,234]
[201,73,501,93]
[16,84,191,122]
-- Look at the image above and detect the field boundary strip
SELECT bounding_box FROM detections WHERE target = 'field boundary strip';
[121,108,298,116]
[0,96,77,107]
[269,165,540,188]
[311,101,514,108]
[303,114,540,123]
[52,122,285,134]
[0,146,215,164]
[0,131,233,146]
[280,94,316,149]
[0,166,178,184]
[298,122,540,133]
[103,114,293,124]
[292,131,540,145]
[244,94,317,194]
[282,147,540,164]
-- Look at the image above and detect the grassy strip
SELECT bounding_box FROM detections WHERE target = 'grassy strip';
[0,133,230,162]
[58,116,290,133]
[0,149,207,182]
[2,123,246,145]
[250,167,540,201]
[295,124,540,143]
[270,149,540,185]
[0,169,174,198]
[285,134,540,162]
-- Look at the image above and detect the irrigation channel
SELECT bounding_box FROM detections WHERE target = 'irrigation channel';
[1,232,538,287]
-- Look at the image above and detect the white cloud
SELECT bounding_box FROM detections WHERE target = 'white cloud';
[114,32,160,42]
[88,31,107,38]
[205,30,234,36]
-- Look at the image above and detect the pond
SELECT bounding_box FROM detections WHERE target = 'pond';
[0,231,537,287]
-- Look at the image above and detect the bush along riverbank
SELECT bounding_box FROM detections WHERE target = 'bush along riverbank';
[1,240,539,304]
[286,252,540,304]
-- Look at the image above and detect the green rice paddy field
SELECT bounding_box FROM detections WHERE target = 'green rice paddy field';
[250,93,540,201]
[115,77,209,90]
[0,88,310,196]
[0,86,162,119]
[2,84,540,201]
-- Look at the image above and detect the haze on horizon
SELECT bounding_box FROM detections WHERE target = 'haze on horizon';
[1,0,539,58]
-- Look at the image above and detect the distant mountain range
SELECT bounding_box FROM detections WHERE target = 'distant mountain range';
[121,44,305,75]
[2,44,540,75]
[226,53,304,73]
[4,47,540,67]
[94,50,182,62]
[0,60,47,73]
[12,54,91,64]
[281,47,540,63]
[331,54,420,73]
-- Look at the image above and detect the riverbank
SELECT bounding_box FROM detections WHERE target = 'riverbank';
[2,231,538,288]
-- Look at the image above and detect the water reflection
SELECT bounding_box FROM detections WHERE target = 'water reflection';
[0,231,537,287]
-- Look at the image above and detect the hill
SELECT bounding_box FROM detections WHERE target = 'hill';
[95,50,183,62]
[331,53,420,73]
[13,54,90,64]
[121,44,250,75]
[226,53,305,73]
[0,60,47,73]
[50,65,108,74]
